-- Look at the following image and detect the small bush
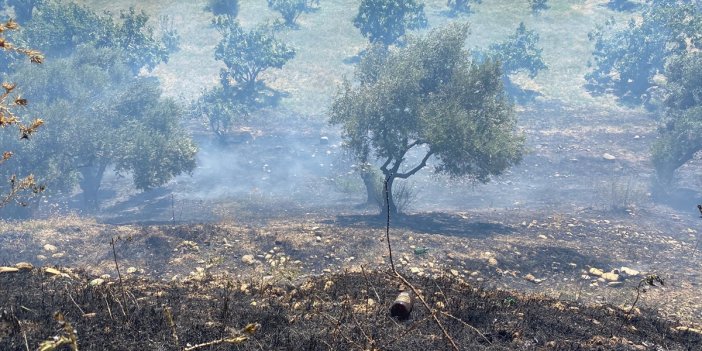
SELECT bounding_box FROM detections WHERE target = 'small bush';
[205,0,239,17]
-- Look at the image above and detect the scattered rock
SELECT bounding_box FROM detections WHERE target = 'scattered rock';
[488,257,498,266]
[126,267,138,274]
[620,267,640,277]
[89,278,105,286]
[607,281,623,288]
[588,267,604,276]
[15,262,33,270]
[674,326,702,336]
[410,267,421,274]
[242,255,256,265]
[51,252,65,258]
[315,236,322,242]
[0,266,19,273]
[450,269,459,277]
[44,267,64,276]
[323,280,334,291]
[537,234,548,240]
[602,153,616,161]
[601,272,620,282]
[43,244,57,252]
[524,273,536,282]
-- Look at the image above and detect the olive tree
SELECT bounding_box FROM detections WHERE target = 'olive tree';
[2,47,196,208]
[488,22,547,78]
[446,0,481,16]
[214,16,295,90]
[353,0,427,47]
[267,0,307,27]
[331,23,524,216]
[8,1,168,74]
[651,52,702,186]
[585,0,701,105]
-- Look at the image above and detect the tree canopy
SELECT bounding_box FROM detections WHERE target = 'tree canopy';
[651,52,702,186]
[488,22,547,78]
[331,23,524,216]
[4,0,169,74]
[1,47,196,208]
[214,16,296,89]
[585,0,701,105]
[353,0,428,47]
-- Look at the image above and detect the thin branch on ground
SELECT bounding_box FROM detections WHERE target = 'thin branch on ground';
[64,284,85,315]
[110,237,129,318]
[382,178,460,351]
[384,177,395,272]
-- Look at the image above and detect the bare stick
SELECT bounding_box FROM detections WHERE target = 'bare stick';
[102,292,114,321]
[22,328,29,351]
[64,284,85,315]
[382,181,459,351]
[164,306,179,344]
[384,177,396,272]
[360,265,381,303]
[395,273,460,351]
[184,324,258,351]
[110,237,129,318]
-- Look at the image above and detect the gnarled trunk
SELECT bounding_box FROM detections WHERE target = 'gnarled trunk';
[79,162,107,210]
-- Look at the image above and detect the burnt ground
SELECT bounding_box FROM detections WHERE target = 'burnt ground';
[2,101,702,349]
[1,267,701,351]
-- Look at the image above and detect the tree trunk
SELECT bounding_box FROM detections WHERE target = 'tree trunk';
[360,168,378,206]
[79,162,107,210]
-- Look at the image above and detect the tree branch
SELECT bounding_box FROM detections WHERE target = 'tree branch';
[395,150,434,179]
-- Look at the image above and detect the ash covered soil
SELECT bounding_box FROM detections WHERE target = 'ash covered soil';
[1,206,702,350]
[1,265,701,350]
[2,102,702,349]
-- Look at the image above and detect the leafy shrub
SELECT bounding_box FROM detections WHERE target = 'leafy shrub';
[353,0,427,47]
[267,0,306,27]
[213,16,295,89]
[585,1,701,105]
[446,0,481,15]
[529,0,548,13]
[205,0,239,17]
[488,22,547,78]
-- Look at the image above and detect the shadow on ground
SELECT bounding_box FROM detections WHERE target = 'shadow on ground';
[329,212,515,239]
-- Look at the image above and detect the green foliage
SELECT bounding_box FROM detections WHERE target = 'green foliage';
[529,0,548,13]
[585,0,702,105]
[11,0,168,74]
[331,23,524,215]
[115,7,169,74]
[205,0,239,17]
[159,15,180,53]
[353,0,428,47]
[195,86,251,139]
[651,52,702,185]
[446,0,481,15]
[488,22,547,78]
[1,47,196,207]
[214,16,296,89]
[267,0,307,27]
